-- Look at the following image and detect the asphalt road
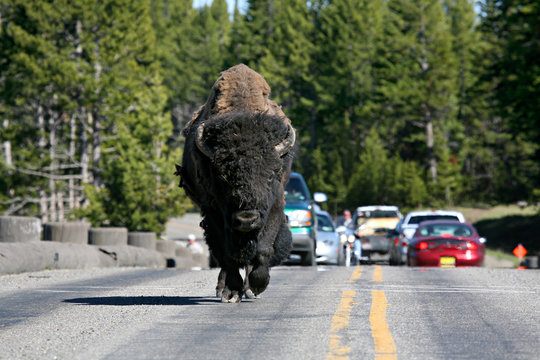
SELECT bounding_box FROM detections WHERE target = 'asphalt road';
[0,264,538,360]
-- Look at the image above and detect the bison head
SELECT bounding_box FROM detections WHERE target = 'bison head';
[195,111,295,236]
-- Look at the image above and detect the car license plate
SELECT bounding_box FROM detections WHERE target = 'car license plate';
[440,256,456,268]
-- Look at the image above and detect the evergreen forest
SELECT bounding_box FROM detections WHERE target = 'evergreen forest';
[1,0,539,233]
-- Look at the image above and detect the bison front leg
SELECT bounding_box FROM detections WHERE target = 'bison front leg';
[247,263,270,297]
[217,266,244,303]
[246,218,292,297]
[215,268,226,298]
[243,264,259,299]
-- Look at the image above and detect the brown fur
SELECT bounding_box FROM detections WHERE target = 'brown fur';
[184,64,290,136]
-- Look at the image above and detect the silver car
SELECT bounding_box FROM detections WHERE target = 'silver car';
[315,210,341,265]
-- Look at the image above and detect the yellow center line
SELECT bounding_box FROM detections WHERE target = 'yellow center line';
[327,290,356,360]
[371,265,383,282]
[347,266,363,282]
[369,266,397,360]
[327,266,363,360]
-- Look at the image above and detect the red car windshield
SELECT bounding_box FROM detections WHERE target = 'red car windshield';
[418,223,473,237]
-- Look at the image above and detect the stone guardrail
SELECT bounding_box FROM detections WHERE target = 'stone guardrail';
[0,216,209,275]
[0,216,41,243]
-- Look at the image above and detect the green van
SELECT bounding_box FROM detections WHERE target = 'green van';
[284,172,327,266]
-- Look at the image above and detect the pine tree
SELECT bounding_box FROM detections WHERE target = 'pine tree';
[379,0,457,191]
[490,0,540,201]
[229,0,274,67]
[0,0,188,231]
[315,0,385,179]
[150,0,199,147]
[347,127,391,206]
[443,0,483,203]
[76,0,189,233]
[0,0,90,219]
[192,0,232,96]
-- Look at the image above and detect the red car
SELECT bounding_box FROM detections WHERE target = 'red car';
[407,220,486,267]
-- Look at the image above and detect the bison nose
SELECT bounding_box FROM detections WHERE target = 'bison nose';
[232,210,261,232]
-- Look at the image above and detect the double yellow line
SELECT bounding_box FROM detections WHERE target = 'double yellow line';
[327,266,397,360]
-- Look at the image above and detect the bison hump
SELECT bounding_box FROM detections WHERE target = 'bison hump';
[215,64,271,114]
[184,64,290,137]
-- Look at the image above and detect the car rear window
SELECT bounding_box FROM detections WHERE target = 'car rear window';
[358,210,399,218]
[418,223,473,237]
[408,215,459,224]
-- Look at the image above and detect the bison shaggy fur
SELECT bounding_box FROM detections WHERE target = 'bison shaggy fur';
[177,64,295,302]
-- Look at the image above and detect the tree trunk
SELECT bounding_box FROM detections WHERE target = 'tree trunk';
[80,109,90,184]
[40,190,48,223]
[425,111,437,183]
[49,111,57,222]
[2,120,12,166]
[57,191,64,221]
[91,111,102,188]
[419,14,437,183]
[37,104,50,220]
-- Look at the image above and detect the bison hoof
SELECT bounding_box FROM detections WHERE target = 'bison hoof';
[244,289,258,299]
[216,289,223,298]
[219,288,242,303]
[221,293,242,303]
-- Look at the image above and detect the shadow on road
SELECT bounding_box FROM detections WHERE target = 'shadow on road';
[64,296,221,306]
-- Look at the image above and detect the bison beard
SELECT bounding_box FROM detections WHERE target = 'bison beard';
[178,109,295,303]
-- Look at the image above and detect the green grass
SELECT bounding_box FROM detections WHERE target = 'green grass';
[485,249,520,268]
[456,205,540,256]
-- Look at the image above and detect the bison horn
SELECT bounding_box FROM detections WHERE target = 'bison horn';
[275,124,296,156]
[196,123,214,158]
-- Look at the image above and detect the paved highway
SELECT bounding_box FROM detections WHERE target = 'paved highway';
[0,264,538,359]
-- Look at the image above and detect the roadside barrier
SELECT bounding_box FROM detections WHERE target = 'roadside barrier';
[88,227,128,246]
[155,239,176,257]
[43,222,90,244]
[0,215,211,274]
[127,232,157,250]
[175,246,191,257]
[0,216,41,243]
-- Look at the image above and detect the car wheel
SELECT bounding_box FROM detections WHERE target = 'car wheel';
[301,245,316,266]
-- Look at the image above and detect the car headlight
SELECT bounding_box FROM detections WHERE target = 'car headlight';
[286,210,312,227]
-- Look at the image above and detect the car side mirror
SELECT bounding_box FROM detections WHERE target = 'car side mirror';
[313,192,327,203]
[479,237,487,244]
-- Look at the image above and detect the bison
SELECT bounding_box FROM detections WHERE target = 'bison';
[176,64,296,303]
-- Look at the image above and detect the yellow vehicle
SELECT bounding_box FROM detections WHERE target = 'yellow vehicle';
[352,205,402,261]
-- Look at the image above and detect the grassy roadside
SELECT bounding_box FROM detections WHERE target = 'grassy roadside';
[485,249,520,268]
[455,205,539,258]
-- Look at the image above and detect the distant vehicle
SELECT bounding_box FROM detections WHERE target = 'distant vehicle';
[336,223,360,266]
[284,172,327,266]
[315,210,341,265]
[351,205,403,261]
[389,210,466,266]
[407,220,486,267]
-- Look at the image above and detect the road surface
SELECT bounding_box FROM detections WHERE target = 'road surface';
[0,264,538,359]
